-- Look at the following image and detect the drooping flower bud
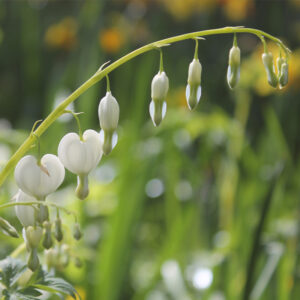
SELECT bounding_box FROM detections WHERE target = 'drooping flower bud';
[15,190,36,227]
[186,58,202,109]
[0,217,19,238]
[54,218,63,242]
[73,223,83,240]
[42,221,53,249]
[227,45,241,89]
[277,56,289,88]
[36,204,49,224]
[14,154,65,199]
[27,248,40,271]
[150,71,169,126]
[25,226,43,249]
[98,91,120,155]
[262,52,278,88]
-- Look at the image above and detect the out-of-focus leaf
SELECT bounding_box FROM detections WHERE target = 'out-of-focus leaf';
[0,257,27,288]
[33,268,79,299]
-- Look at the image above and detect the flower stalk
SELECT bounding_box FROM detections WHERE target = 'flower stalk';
[0,26,290,187]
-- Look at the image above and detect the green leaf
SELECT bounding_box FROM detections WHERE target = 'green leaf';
[33,269,80,299]
[0,257,27,288]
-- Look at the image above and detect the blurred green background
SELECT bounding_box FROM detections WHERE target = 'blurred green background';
[1,0,300,299]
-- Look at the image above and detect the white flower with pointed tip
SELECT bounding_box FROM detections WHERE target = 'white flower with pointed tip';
[58,129,102,175]
[150,71,169,127]
[14,154,65,199]
[98,91,120,155]
[15,190,36,227]
[98,91,120,132]
[186,58,202,110]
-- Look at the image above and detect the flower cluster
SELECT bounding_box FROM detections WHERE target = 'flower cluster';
[12,85,120,270]
[6,32,289,272]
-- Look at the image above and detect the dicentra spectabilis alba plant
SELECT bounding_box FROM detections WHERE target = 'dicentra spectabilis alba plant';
[98,75,120,155]
[150,49,169,126]
[0,27,291,299]
[58,129,102,199]
[186,39,202,110]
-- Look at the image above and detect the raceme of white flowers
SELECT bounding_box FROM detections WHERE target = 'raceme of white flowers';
[9,34,289,272]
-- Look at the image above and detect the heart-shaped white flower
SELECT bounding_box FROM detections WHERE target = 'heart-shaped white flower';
[14,154,65,199]
[15,190,36,227]
[58,129,102,175]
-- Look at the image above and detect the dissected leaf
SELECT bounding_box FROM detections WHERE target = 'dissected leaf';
[0,257,27,288]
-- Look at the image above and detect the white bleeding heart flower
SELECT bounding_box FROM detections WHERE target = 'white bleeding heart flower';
[150,71,169,127]
[58,129,102,200]
[98,92,120,155]
[14,154,65,199]
[186,58,202,110]
[58,129,102,175]
[15,190,36,227]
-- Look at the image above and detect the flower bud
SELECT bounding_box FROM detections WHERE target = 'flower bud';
[277,57,289,88]
[15,190,36,227]
[14,154,65,199]
[54,218,63,242]
[98,92,120,132]
[58,130,102,176]
[186,58,202,110]
[150,71,169,126]
[151,71,169,102]
[98,92,119,155]
[227,45,241,89]
[27,248,39,271]
[36,205,49,224]
[262,52,278,88]
[73,223,83,240]
[25,226,43,249]
[0,217,19,238]
[42,221,53,249]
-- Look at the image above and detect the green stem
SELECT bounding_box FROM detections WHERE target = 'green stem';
[159,48,164,72]
[106,74,111,92]
[0,200,77,220]
[64,110,83,140]
[194,38,199,59]
[0,26,290,187]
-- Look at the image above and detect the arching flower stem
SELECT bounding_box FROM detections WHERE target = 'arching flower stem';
[0,26,290,187]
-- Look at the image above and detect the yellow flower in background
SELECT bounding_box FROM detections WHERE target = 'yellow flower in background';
[44,17,78,51]
[222,0,254,22]
[99,28,124,54]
